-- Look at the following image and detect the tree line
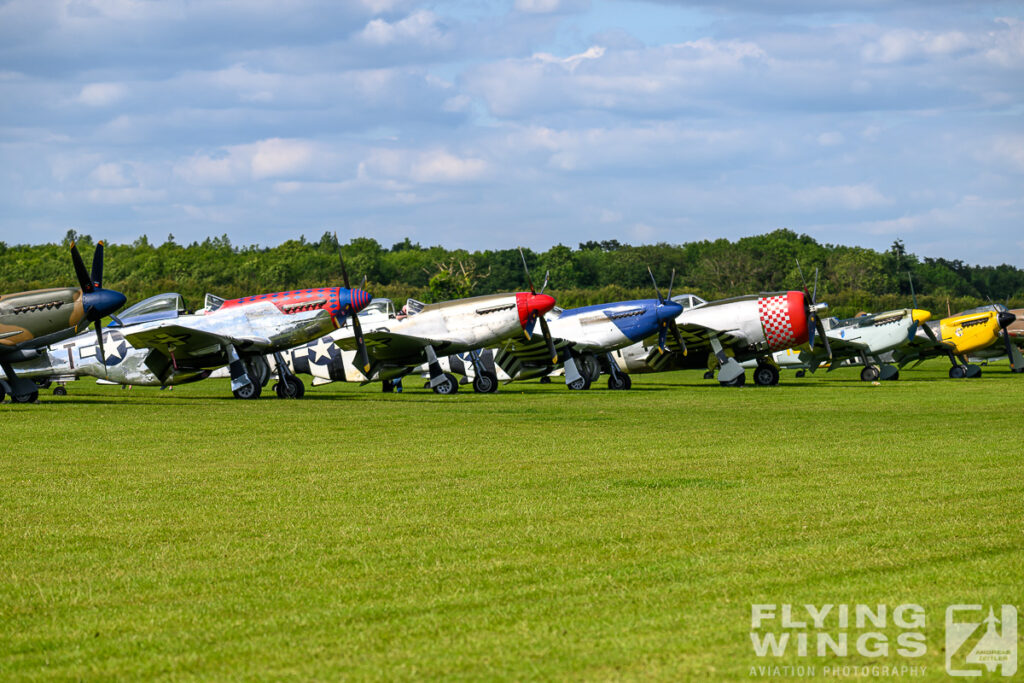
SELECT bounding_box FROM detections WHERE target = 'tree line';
[1,229,1021,319]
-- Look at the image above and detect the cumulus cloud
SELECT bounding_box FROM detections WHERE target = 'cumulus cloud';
[76,82,126,106]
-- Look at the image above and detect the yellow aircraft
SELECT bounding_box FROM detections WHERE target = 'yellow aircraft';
[892,303,1023,377]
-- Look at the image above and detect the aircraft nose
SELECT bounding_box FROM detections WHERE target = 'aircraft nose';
[911,309,931,325]
[998,310,1016,329]
[350,289,372,313]
[83,288,127,321]
[660,300,683,320]
[527,293,555,318]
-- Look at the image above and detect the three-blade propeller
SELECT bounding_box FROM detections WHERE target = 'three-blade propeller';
[519,248,558,365]
[796,260,832,359]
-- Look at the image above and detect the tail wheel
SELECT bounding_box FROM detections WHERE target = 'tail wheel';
[54,386,68,396]
[753,364,779,386]
[860,366,880,382]
[274,378,305,399]
[795,370,806,378]
[432,372,459,395]
[948,365,966,379]
[472,373,498,394]
[567,376,591,390]
[233,382,262,399]
[702,370,715,380]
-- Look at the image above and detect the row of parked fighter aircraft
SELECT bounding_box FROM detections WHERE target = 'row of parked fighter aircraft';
[1,242,1022,403]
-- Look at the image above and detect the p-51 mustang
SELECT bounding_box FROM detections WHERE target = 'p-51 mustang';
[488,266,685,390]
[0,242,126,403]
[611,285,829,387]
[273,287,557,395]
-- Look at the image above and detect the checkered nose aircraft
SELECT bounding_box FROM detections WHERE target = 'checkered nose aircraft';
[109,253,372,399]
[612,286,830,387]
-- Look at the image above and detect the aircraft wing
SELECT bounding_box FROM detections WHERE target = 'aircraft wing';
[641,321,744,355]
[334,330,441,362]
[890,333,953,367]
[124,324,268,359]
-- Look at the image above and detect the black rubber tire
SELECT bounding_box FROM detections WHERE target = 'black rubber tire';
[539,376,551,384]
[861,366,880,382]
[622,375,632,389]
[753,364,779,386]
[720,373,746,387]
[888,371,900,381]
[703,370,715,380]
[274,377,304,398]
[233,382,262,399]
[432,372,459,395]
[12,391,39,403]
[966,364,982,378]
[795,370,806,378]
[567,376,591,390]
[472,373,498,394]
[607,374,627,390]
[382,381,396,393]
[53,386,68,396]
[948,365,966,379]
[579,353,601,382]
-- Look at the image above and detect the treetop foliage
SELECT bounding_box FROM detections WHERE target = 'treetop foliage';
[2,229,1021,318]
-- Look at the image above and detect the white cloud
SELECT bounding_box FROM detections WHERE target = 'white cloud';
[358,10,450,48]
[817,132,844,146]
[792,184,890,210]
[174,138,318,185]
[76,82,126,106]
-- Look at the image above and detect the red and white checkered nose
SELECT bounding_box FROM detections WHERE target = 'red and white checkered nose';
[758,291,809,351]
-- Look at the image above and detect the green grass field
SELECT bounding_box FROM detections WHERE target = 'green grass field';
[1,361,1021,680]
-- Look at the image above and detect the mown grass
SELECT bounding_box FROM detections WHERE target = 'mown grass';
[0,361,1021,680]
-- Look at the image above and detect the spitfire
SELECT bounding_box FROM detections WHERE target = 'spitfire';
[0,242,126,403]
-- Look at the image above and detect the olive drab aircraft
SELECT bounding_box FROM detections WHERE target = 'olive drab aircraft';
[96,249,372,398]
[610,282,829,387]
[488,265,685,390]
[0,242,126,403]
[270,255,557,395]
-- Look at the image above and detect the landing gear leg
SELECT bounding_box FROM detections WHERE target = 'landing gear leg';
[469,349,498,393]
[709,336,745,387]
[226,344,259,399]
[272,352,305,398]
[605,353,631,390]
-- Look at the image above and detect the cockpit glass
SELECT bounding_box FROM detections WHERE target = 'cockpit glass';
[119,293,186,319]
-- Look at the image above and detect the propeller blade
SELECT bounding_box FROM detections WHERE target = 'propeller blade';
[518,247,536,294]
[795,259,809,294]
[908,272,918,309]
[94,322,107,376]
[360,274,367,291]
[922,322,940,343]
[907,321,919,342]
[334,233,352,290]
[666,268,676,301]
[538,314,558,365]
[668,319,686,355]
[647,266,664,304]
[815,315,832,360]
[540,270,549,295]
[657,324,668,353]
[349,307,371,378]
[70,242,94,293]
[91,240,104,289]
[808,310,817,349]
[812,268,819,304]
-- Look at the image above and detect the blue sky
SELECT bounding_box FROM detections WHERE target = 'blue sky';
[1,0,1022,265]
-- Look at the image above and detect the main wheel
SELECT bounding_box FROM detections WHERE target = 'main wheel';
[53,386,68,396]
[720,373,746,387]
[274,377,305,398]
[0,386,6,403]
[753,364,780,386]
[567,376,591,390]
[965,364,982,378]
[884,371,900,381]
[607,374,628,390]
[11,391,39,403]
[233,382,262,399]
[578,353,601,382]
[860,366,880,382]
[539,376,552,384]
[948,365,966,379]
[703,370,715,380]
[382,380,396,393]
[472,373,497,394]
[432,372,459,395]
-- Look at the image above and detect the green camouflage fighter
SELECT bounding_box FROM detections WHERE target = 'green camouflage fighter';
[0,242,126,403]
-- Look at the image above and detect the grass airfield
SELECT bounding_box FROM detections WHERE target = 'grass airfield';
[1,361,1021,680]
